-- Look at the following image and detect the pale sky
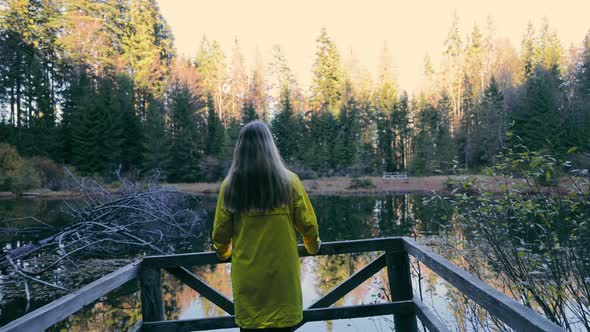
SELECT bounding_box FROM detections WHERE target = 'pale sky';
[157,0,590,93]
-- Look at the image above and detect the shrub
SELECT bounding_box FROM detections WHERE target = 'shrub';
[427,144,590,328]
[29,157,68,191]
[199,156,226,182]
[0,144,42,193]
[289,163,318,180]
[348,177,375,189]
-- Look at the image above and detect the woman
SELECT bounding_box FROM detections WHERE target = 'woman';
[212,120,320,332]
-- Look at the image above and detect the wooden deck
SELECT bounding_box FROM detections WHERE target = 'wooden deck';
[0,237,564,332]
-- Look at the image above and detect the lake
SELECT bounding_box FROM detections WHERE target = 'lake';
[0,194,568,331]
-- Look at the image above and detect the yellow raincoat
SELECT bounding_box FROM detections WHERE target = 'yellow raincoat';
[212,171,320,329]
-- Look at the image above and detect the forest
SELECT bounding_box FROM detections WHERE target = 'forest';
[1,0,590,187]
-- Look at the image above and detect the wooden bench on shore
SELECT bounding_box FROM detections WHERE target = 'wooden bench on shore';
[383,171,408,180]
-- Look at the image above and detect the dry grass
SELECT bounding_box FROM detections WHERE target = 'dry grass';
[9,175,585,199]
[169,176,449,196]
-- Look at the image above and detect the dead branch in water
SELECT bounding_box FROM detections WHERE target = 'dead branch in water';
[1,168,206,306]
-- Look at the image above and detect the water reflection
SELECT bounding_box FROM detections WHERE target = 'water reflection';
[3,194,455,331]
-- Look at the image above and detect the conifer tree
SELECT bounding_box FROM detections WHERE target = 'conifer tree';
[478,77,505,165]
[336,82,361,171]
[511,67,561,151]
[241,98,258,125]
[205,93,225,158]
[168,82,203,182]
[271,84,297,162]
[310,28,343,114]
[142,97,171,174]
[115,74,143,171]
[123,0,174,114]
[228,37,248,120]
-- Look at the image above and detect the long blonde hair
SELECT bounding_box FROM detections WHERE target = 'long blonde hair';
[223,120,292,213]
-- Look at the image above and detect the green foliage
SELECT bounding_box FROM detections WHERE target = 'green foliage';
[167,82,204,182]
[412,94,454,175]
[29,156,68,191]
[142,97,171,176]
[335,83,361,171]
[204,93,225,158]
[271,84,298,162]
[1,4,589,182]
[347,177,375,190]
[428,144,590,327]
[0,143,42,193]
[310,28,343,114]
[69,74,130,175]
[478,77,506,165]
[511,67,562,152]
[241,98,258,125]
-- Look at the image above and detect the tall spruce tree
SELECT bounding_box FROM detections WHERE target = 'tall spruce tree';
[205,93,225,158]
[123,0,174,114]
[478,77,505,165]
[142,96,170,175]
[336,82,361,171]
[511,67,561,152]
[271,84,297,162]
[168,82,203,182]
[241,98,258,125]
[310,28,343,114]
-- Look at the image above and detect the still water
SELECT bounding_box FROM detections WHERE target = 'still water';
[0,195,481,331]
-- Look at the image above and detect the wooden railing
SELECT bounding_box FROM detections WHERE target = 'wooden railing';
[0,237,564,332]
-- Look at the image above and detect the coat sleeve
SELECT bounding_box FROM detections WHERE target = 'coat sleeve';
[291,175,321,255]
[212,182,232,260]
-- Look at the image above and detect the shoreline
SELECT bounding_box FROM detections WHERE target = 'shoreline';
[2,175,578,200]
[0,176,450,199]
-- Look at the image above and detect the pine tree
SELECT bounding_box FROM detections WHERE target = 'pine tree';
[142,96,170,175]
[168,82,204,182]
[443,12,464,132]
[96,76,125,172]
[478,77,505,165]
[205,93,224,157]
[521,22,539,79]
[123,0,174,114]
[456,75,478,169]
[412,94,453,175]
[511,67,561,151]
[250,48,268,121]
[310,28,343,114]
[304,110,339,174]
[392,92,411,171]
[538,18,564,77]
[268,45,297,115]
[195,37,227,121]
[241,98,258,125]
[228,37,248,120]
[115,74,143,171]
[336,82,361,171]
[271,84,296,162]
[374,43,399,172]
[70,76,102,174]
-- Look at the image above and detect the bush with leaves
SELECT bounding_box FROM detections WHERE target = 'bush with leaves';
[0,144,42,193]
[426,143,590,330]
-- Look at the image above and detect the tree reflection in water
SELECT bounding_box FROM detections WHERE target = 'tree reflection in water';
[9,195,463,332]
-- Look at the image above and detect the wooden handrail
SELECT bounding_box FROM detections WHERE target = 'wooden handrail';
[0,237,565,332]
[0,261,140,332]
[141,301,415,332]
[402,237,564,332]
[141,237,404,268]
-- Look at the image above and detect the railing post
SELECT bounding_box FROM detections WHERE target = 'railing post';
[140,264,164,322]
[386,249,418,331]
